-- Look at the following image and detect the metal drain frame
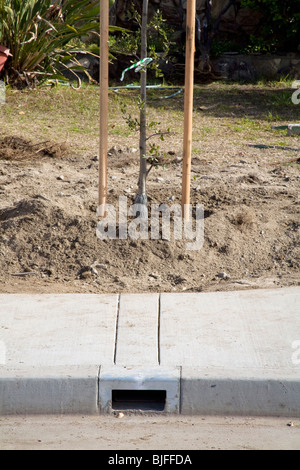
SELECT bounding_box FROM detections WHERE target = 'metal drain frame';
[99,366,181,413]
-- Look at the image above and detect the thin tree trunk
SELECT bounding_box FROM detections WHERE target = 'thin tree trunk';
[98,0,109,216]
[135,0,148,218]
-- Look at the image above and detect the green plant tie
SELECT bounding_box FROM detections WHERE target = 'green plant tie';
[120,58,153,82]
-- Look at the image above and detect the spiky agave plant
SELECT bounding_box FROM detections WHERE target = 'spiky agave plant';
[0,0,101,88]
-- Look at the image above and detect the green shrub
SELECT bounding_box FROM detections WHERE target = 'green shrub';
[0,0,100,88]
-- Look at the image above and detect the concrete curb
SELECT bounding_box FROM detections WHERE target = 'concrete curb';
[0,288,299,416]
[1,366,300,416]
[180,369,300,417]
[0,366,99,415]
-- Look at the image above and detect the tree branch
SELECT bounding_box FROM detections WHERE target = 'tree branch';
[145,131,173,141]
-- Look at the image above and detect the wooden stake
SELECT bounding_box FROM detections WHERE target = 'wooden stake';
[98,0,109,216]
[182,0,196,220]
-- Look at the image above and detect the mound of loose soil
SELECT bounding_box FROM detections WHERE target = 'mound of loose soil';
[0,136,67,161]
[0,136,299,294]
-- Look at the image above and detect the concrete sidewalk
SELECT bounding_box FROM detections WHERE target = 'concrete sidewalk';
[0,287,299,416]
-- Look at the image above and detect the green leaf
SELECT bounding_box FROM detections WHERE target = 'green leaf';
[66,24,78,34]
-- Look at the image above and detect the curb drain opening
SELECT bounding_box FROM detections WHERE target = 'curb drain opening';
[112,390,166,411]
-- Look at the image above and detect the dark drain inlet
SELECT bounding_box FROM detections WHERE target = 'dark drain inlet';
[112,390,166,411]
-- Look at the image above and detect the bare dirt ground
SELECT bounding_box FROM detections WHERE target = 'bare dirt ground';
[0,84,299,451]
[0,83,299,294]
[0,414,299,450]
